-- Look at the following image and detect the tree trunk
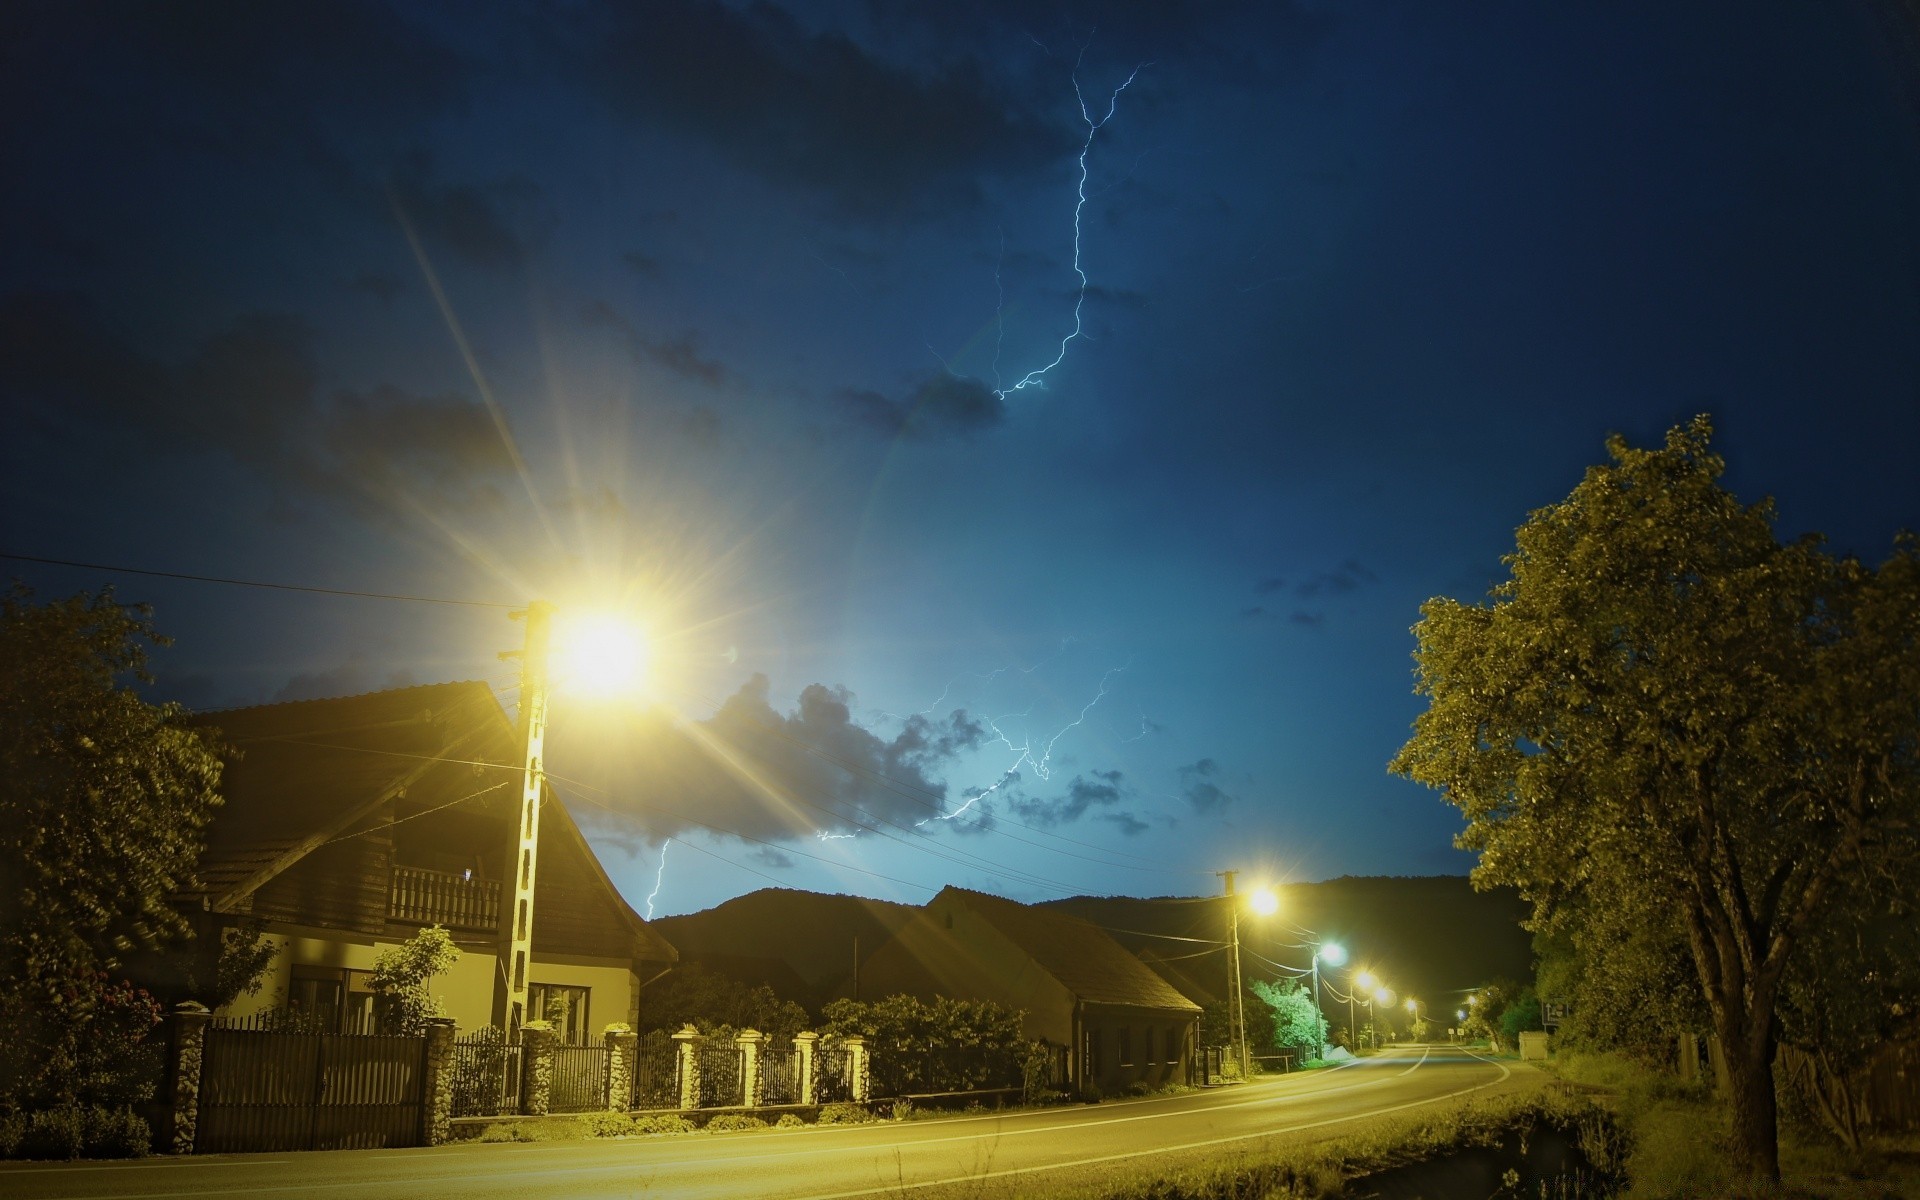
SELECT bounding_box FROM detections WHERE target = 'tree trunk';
[1717,1005,1781,1182]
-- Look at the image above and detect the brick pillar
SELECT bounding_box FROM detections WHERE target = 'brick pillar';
[168,1002,212,1154]
[421,1018,457,1145]
[521,1021,558,1117]
[605,1024,637,1111]
[735,1029,763,1108]
[842,1036,869,1104]
[794,1032,819,1106]
[672,1026,704,1110]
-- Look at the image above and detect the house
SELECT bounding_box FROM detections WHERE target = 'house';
[855,886,1202,1092]
[181,681,675,1041]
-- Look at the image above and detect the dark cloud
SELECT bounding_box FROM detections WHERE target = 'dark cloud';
[620,250,664,278]
[583,299,727,385]
[1007,769,1127,827]
[1178,759,1236,813]
[1289,611,1325,627]
[579,0,1068,219]
[1253,559,1379,599]
[0,290,515,517]
[1101,812,1149,837]
[837,372,1006,440]
[587,675,988,842]
[347,272,405,302]
[749,846,796,870]
[390,155,550,270]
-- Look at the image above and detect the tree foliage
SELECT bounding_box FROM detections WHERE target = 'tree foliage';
[1249,979,1325,1062]
[820,994,1029,1096]
[0,586,224,1109]
[1390,419,1920,1180]
[371,925,458,1035]
[640,963,810,1042]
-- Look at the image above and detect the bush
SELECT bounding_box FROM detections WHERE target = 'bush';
[578,1111,635,1138]
[820,995,1029,1096]
[82,1108,149,1158]
[18,1107,86,1159]
[632,1114,695,1136]
[890,1097,914,1121]
[704,1114,767,1133]
[476,1123,519,1143]
[774,1113,805,1128]
[0,1110,23,1158]
[518,1119,585,1142]
[816,1102,874,1125]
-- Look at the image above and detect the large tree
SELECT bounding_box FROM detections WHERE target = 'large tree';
[0,586,225,1103]
[1390,418,1919,1180]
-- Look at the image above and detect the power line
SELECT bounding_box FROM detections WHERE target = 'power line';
[1,552,515,609]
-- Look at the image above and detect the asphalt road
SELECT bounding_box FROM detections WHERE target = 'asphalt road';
[1,1046,1539,1200]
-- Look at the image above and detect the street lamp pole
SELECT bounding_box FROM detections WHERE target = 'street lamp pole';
[1218,870,1249,1080]
[496,600,554,1032]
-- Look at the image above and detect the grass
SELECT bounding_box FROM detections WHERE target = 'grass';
[1545,1050,1920,1199]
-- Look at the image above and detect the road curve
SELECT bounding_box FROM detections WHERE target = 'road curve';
[0,1046,1541,1200]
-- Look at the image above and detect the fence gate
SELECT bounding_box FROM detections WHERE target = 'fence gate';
[197,1024,427,1152]
[549,1036,612,1113]
[632,1030,678,1110]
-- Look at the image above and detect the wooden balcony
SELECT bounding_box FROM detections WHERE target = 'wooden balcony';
[388,865,500,931]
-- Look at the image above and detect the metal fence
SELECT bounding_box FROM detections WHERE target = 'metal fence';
[816,1044,853,1103]
[450,1029,523,1118]
[633,1030,678,1110]
[698,1044,744,1107]
[759,1047,800,1105]
[196,1019,425,1152]
[549,1036,611,1113]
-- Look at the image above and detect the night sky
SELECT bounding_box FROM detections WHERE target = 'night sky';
[5,2,1917,921]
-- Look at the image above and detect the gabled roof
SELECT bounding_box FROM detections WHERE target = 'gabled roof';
[937,887,1200,1013]
[185,681,674,964]
[1135,945,1223,1009]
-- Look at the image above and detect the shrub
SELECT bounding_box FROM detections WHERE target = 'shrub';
[632,1114,695,1136]
[774,1113,805,1128]
[0,1110,23,1158]
[476,1124,519,1143]
[704,1114,767,1133]
[578,1111,635,1138]
[19,1107,86,1160]
[890,1097,914,1121]
[816,1102,874,1125]
[518,1119,585,1142]
[82,1108,149,1158]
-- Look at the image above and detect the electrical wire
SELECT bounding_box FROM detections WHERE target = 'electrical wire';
[1,552,516,608]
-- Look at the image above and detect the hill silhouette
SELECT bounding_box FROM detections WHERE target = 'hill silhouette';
[647,877,1532,1025]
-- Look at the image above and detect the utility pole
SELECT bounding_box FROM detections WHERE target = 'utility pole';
[1310,950,1323,1056]
[495,600,553,1031]
[1217,870,1248,1080]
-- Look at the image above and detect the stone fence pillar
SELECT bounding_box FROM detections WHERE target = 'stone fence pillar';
[842,1036,869,1104]
[520,1021,558,1117]
[736,1029,763,1108]
[168,1001,213,1154]
[605,1024,637,1111]
[421,1018,456,1145]
[794,1031,819,1106]
[672,1026,704,1110]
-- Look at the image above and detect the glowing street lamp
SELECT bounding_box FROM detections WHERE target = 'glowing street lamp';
[1219,873,1279,1080]
[496,602,648,1031]
[1309,940,1346,1056]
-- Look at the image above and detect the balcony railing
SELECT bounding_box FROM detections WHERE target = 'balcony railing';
[389,865,500,931]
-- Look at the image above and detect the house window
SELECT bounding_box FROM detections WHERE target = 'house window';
[1118,1026,1133,1067]
[1143,1026,1155,1067]
[290,967,380,1033]
[530,983,591,1044]
[1167,1027,1181,1064]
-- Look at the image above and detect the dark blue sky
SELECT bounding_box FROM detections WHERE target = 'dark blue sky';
[5,1,1917,918]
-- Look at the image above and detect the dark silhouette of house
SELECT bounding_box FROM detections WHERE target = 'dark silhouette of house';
[856,886,1201,1091]
[182,682,675,1038]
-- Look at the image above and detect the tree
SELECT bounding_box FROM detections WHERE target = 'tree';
[0,586,225,1106]
[640,963,810,1042]
[371,925,458,1035]
[1249,978,1325,1063]
[1390,419,1920,1181]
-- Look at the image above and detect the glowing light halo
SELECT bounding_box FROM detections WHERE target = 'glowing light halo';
[550,609,649,698]
[1248,887,1280,917]
[1317,941,1348,967]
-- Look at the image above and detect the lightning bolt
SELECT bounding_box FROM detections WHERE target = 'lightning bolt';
[993,59,1150,399]
[645,839,671,919]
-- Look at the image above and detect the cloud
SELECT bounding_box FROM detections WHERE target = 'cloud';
[836,372,1006,440]
[620,250,664,278]
[579,0,1068,219]
[583,299,727,385]
[1178,759,1237,813]
[347,272,405,302]
[749,847,796,870]
[1101,812,1150,837]
[1007,769,1127,827]
[272,663,418,705]
[585,675,989,842]
[390,154,551,270]
[0,290,516,517]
